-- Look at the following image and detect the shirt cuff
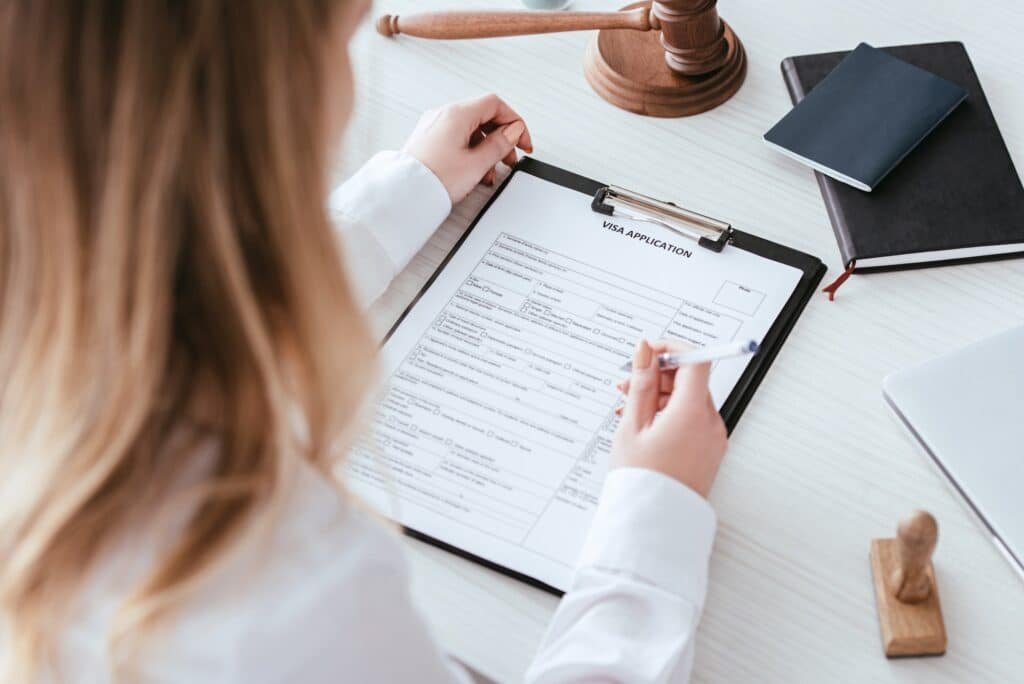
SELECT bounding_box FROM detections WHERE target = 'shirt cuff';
[329,150,452,274]
[577,468,717,603]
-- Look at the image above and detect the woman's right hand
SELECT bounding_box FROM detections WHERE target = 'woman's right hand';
[610,340,728,498]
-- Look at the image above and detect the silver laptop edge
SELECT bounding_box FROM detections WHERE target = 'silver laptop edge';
[884,370,1024,585]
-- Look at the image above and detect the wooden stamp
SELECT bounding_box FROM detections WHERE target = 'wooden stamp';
[869,511,948,657]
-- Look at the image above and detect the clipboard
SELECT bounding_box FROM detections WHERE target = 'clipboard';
[382,157,825,594]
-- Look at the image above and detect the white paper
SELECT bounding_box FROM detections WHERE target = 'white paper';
[346,172,803,590]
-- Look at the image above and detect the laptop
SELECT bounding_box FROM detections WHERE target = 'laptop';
[883,325,1024,582]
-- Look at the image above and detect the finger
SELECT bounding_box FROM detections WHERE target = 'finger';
[469,130,514,180]
[456,94,534,151]
[472,125,517,168]
[502,147,518,168]
[614,405,623,416]
[482,168,496,186]
[520,128,534,153]
[499,119,528,157]
[619,370,677,393]
[478,120,534,153]
[481,118,532,156]
[619,389,674,407]
[622,339,659,429]
[511,119,533,152]
[617,371,676,395]
[666,361,713,412]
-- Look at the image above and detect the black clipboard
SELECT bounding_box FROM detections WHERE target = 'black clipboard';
[384,157,825,595]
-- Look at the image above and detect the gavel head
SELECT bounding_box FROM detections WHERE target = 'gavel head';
[650,0,730,77]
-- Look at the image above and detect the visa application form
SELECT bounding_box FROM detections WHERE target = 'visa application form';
[346,171,804,591]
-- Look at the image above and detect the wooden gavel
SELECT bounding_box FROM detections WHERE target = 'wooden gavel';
[378,2,734,77]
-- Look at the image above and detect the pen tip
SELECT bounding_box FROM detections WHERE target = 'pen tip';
[748,340,760,353]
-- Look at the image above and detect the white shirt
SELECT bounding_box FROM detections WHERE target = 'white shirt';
[38,152,718,683]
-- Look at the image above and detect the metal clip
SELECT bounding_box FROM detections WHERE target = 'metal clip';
[591,185,733,253]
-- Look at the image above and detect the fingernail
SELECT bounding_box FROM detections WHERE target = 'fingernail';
[500,120,526,146]
[633,339,652,371]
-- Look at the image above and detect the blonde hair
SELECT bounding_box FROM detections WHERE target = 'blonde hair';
[0,1,373,678]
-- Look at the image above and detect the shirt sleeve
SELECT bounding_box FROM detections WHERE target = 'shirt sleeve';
[329,150,452,309]
[526,467,717,684]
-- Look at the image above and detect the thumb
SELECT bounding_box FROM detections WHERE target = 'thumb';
[469,128,514,177]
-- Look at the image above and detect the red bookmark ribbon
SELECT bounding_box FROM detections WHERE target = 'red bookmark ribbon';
[822,262,855,301]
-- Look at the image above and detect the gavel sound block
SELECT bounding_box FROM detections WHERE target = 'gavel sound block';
[869,511,948,657]
[377,1,746,118]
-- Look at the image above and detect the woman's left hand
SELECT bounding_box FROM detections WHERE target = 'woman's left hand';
[402,93,533,203]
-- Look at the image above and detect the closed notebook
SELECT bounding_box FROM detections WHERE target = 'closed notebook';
[765,42,967,192]
[778,41,1024,295]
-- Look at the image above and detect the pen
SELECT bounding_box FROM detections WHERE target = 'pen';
[619,339,759,372]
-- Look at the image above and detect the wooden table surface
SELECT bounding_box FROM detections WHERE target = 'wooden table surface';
[339,1,1024,681]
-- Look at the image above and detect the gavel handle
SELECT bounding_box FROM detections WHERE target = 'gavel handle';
[376,9,654,40]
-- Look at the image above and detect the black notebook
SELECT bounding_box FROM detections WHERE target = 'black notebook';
[765,43,966,192]
[781,42,1024,280]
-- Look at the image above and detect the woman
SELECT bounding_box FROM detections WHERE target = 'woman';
[0,1,728,682]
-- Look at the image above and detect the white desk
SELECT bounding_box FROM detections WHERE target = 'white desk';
[340,1,1024,680]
